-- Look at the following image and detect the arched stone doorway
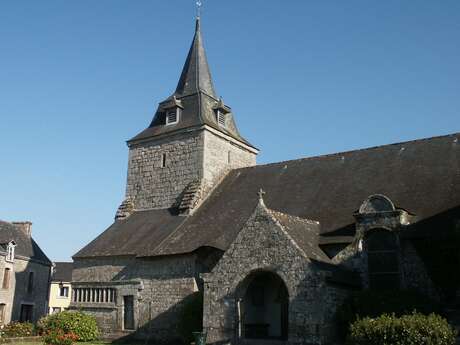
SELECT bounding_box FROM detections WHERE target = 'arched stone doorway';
[237,271,288,340]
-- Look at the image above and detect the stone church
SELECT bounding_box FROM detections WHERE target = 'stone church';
[72,18,460,345]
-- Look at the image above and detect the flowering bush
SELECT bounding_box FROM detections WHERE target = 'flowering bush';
[1,321,35,337]
[39,311,99,342]
[347,312,457,345]
[43,330,79,345]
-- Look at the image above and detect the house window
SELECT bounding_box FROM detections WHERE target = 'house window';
[59,286,69,297]
[161,153,167,168]
[227,151,231,164]
[0,304,5,325]
[51,307,61,314]
[367,229,400,290]
[216,110,226,127]
[2,268,10,289]
[6,242,15,262]
[166,108,179,125]
[27,272,34,293]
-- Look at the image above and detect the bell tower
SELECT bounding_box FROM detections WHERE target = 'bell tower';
[117,18,258,217]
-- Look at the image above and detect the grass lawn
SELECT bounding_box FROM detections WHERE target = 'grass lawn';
[7,342,112,345]
[6,338,159,345]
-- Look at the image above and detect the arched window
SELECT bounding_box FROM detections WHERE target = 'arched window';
[366,229,400,290]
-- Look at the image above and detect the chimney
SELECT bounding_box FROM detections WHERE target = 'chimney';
[12,221,32,237]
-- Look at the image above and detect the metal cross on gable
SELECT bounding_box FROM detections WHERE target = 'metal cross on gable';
[258,188,266,199]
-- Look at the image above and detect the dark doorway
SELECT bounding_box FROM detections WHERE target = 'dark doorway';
[123,296,134,330]
[20,304,33,322]
[240,271,288,340]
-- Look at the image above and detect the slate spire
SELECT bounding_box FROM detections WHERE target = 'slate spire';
[128,17,256,150]
[175,17,217,98]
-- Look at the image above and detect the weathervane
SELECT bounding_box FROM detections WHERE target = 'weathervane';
[196,0,202,18]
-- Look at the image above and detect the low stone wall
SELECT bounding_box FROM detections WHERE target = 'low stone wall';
[0,336,41,343]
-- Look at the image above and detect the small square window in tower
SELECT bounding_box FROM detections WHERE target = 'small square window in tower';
[166,108,179,125]
[216,109,226,127]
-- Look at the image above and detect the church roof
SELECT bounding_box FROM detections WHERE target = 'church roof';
[74,132,460,259]
[0,220,51,264]
[128,18,254,149]
[268,209,331,263]
[52,262,73,282]
[74,209,185,258]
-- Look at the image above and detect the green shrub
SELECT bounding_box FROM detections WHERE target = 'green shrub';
[1,321,35,337]
[40,311,100,342]
[36,316,48,336]
[337,289,440,339]
[347,313,457,345]
[178,291,203,344]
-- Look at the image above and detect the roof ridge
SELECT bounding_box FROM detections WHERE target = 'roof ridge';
[236,131,460,171]
[268,208,320,226]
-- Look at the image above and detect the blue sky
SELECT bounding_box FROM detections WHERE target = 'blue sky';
[1,1,459,262]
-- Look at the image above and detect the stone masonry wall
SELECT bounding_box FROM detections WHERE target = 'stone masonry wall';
[11,258,50,322]
[72,256,134,282]
[72,255,201,343]
[0,255,51,323]
[202,130,256,194]
[203,203,347,345]
[126,131,204,210]
[0,255,15,323]
[125,129,256,211]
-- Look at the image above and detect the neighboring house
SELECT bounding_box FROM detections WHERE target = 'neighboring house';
[71,17,460,345]
[0,221,52,325]
[48,262,73,314]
